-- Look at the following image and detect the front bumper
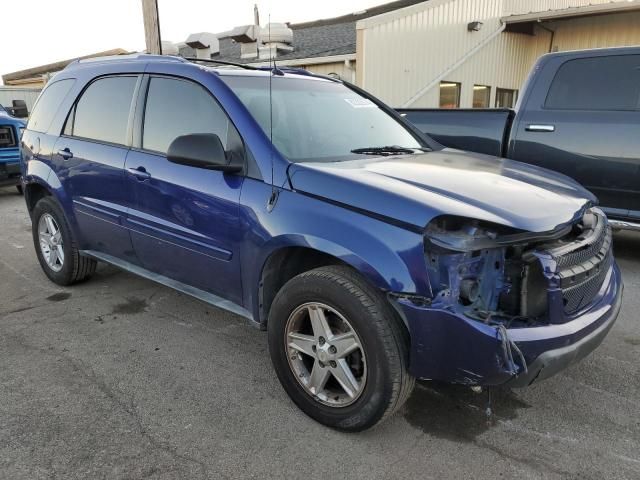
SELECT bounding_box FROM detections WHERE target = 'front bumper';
[0,151,21,187]
[396,261,623,387]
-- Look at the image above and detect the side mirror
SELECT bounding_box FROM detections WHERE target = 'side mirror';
[167,133,242,173]
[11,100,29,118]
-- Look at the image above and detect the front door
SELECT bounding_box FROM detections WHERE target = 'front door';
[125,75,245,303]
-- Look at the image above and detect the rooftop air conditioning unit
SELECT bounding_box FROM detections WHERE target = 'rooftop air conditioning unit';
[184,32,220,55]
[260,23,293,44]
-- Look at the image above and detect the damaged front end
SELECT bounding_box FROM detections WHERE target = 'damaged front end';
[397,208,621,387]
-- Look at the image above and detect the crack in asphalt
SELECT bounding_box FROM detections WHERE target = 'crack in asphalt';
[3,330,213,479]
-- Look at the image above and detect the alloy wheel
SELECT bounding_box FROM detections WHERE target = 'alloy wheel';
[38,213,64,272]
[285,302,367,407]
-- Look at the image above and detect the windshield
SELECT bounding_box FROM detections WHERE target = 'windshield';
[221,75,424,162]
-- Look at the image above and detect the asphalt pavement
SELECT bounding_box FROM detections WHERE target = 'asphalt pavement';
[1,187,638,479]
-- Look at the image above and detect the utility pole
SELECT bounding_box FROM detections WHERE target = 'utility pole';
[141,0,163,55]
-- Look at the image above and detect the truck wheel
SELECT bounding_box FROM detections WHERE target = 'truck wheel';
[16,184,23,195]
[268,265,414,431]
[32,197,97,286]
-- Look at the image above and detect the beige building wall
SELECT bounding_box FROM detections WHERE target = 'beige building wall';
[304,61,356,82]
[246,56,356,83]
[0,87,41,111]
[505,0,629,15]
[549,11,640,51]
[357,0,640,108]
[357,0,509,107]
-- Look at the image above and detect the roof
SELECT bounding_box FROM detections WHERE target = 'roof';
[215,0,428,64]
[289,0,427,28]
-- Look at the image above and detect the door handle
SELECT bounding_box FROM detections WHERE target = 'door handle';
[128,166,151,180]
[57,148,73,160]
[526,124,555,132]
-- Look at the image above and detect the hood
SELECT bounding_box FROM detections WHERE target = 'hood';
[287,149,595,233]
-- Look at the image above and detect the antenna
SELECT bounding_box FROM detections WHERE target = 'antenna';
[267,14,278,211]
[269,17,274,188]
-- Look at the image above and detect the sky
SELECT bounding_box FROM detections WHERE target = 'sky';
[0,0,383,83]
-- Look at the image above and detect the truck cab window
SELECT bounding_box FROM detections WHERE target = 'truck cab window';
[545,55,640,111]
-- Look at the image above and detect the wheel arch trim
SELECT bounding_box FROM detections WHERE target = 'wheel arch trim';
[251,233,423,325]
[23,161,76,224]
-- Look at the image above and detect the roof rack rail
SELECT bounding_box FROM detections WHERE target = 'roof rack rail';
[256,66,313,76]
[76,53,185,64]
[184,57,259,70]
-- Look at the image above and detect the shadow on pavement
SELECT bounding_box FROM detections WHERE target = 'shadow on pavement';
[404,381,531,442]
[612,230,640,262]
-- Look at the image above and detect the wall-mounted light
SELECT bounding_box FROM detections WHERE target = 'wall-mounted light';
[467,21,483,32]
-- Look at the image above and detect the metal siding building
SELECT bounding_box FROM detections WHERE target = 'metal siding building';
[0,87,41,112]
[356,0,640,107]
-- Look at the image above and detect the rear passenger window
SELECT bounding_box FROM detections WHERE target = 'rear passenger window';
[27,79,75,133]
[545,55,640,111]
[142,77,235,154]
[72,76,137,145]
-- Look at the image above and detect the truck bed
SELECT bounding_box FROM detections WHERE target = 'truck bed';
[398,108,513,158]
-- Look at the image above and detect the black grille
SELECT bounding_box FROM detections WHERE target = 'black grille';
[0,125,16,148]
[555,224,609,269]
[562,251,612,314]
[550,212,613,315]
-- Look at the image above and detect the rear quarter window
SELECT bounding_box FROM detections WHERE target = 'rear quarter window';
[27,79,75,133]
[545,55,640,111]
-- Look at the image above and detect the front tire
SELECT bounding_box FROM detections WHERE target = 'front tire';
[268,265,414,431]
[32,196,97,286]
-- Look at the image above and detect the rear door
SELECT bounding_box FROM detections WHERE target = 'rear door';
[125,75,245,303]
[53,75,139,260]
[511,54,640,219]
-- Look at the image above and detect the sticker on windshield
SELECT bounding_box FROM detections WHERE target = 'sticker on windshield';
[344,98,377,108]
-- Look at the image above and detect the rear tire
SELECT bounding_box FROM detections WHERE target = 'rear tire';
[16,184,23,195]
[32,196,97,286]
[268,265,414,431]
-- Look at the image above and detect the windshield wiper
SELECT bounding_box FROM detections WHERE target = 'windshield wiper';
[350,145,426,156]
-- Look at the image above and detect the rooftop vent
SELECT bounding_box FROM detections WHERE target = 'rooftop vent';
[228,25,260,43]
[185,32,220,59]
[262,23,293,44]
[230,22,293,59]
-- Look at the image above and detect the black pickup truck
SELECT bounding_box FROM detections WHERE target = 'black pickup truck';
[399,47,640,230]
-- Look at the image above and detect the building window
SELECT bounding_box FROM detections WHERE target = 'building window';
[495,88,518,108]
[473,85,491,108]
[439,81,461,109]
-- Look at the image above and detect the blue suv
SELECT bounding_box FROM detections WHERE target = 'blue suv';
[21,54,622,431]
